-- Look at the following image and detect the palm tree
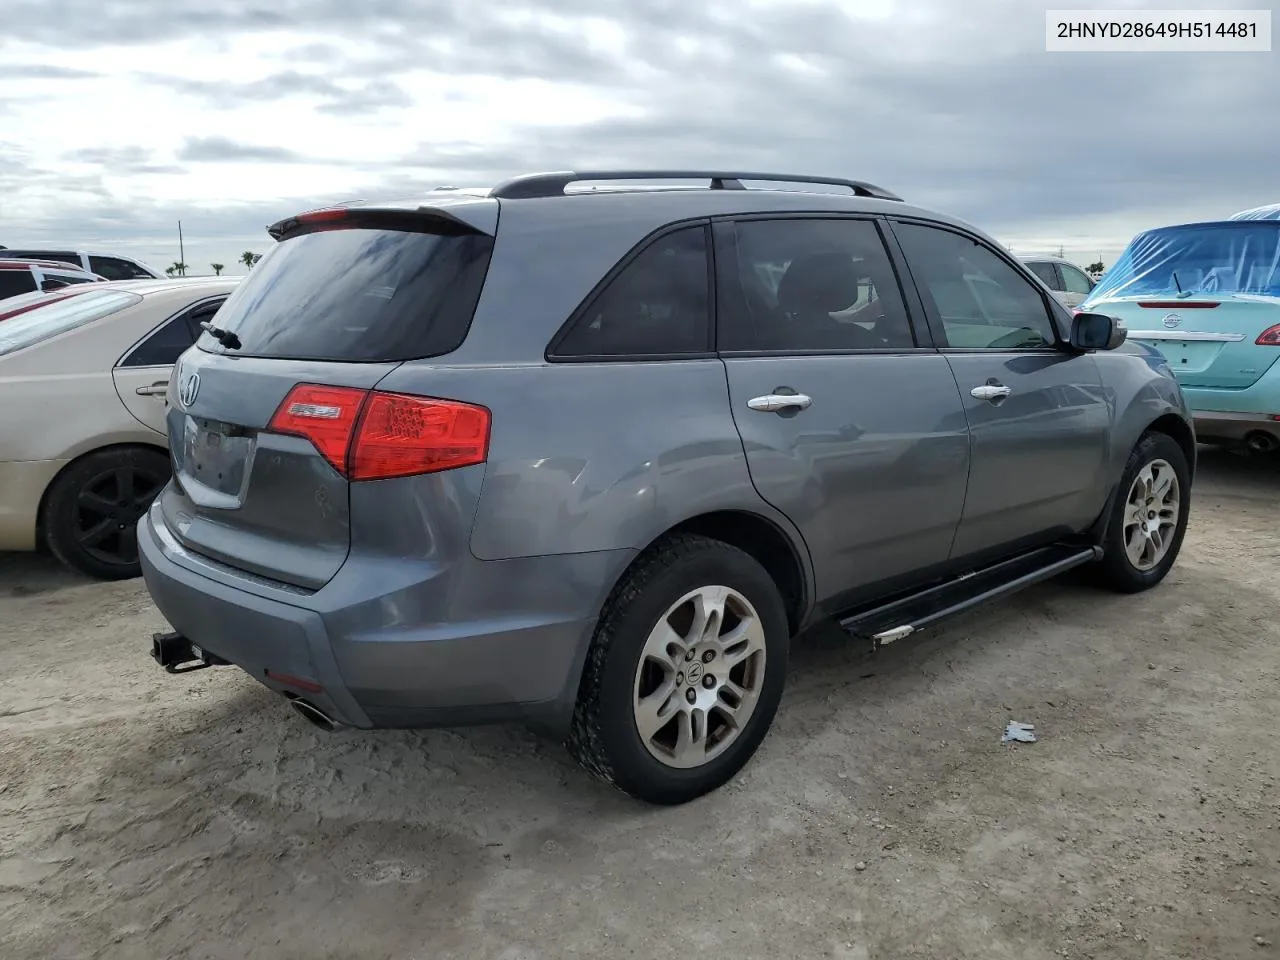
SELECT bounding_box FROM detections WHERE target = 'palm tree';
[211,262,224,276]
[169,261,188,277]
[240,251,261,269]
[164,266,176,277]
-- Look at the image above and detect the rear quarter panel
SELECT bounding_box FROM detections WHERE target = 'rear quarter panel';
[373,359,811,567]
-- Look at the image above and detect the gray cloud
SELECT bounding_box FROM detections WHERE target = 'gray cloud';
[62,145,185,176]
[177,136,307,163]
[0,63,100,80]
[142,69,411,115]
[6,0,1278,260]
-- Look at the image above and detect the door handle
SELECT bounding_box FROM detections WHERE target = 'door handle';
[970,383,1012,402]
[748,393,812,413]
[136,382,168,397]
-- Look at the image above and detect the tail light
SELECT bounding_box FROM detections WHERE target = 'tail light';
[267,383,490,480]
[1257,324,1280,346]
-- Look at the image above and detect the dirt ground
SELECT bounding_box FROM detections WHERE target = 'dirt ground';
[1,447,1278,960]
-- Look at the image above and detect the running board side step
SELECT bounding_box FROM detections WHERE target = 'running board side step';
[839,544,1102,649]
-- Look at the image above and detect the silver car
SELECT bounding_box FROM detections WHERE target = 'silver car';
[139,170,1194,805]
[1021,255,1097,308]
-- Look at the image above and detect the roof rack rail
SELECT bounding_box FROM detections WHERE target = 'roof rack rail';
[488,170,902,202]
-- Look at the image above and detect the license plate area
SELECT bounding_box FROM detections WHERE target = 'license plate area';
[1138,339,1223,374]
[180,415,255,501]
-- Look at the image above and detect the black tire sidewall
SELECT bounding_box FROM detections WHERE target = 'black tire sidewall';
[1099,432,1191,592]
[44,447,170,581]
[589,540,789,804]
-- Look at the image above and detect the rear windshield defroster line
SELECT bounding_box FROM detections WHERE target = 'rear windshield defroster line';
[199,222,495,363]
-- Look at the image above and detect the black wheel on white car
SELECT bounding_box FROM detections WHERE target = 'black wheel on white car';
[567,534,790,805]
[1092,431,1191,594]
[42,446,171,581]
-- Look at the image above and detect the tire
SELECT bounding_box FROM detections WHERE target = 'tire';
[43,446,171,581]
[567,534,790,805]
[1091,431,1191,593]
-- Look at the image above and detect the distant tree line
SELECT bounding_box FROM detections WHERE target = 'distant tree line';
[164,252,261,278]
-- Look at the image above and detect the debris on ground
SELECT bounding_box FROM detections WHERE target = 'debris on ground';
[1002,721,1038,743]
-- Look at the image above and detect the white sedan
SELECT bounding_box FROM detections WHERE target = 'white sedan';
[0,276,240,579]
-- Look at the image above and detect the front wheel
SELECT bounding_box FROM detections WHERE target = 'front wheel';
[567,534,790,805]
[1092,431,1191,593]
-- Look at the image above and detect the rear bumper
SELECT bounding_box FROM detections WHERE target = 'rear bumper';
[0,459,67,552]
[1191,410,1280,446]
[138,502,634,737]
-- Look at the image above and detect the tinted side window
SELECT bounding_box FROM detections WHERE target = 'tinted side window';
[121,298,223,367]
[721,218,915,352]
[1,251,79,266]
[0,270,37,299]
[895,223,1058,350]
[551,225,711,358]
[90,256,153,280]
[1026,260,1061,290]
[1060,263,1094,295]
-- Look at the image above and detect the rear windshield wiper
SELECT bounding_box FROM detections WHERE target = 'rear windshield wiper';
[200,321,241,350]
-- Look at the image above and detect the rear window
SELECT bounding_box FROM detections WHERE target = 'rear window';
[1089,222,1280,301]
[200,222,495,362]
[0,289,141,357]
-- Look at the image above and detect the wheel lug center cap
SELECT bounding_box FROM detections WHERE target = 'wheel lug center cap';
[686,661,703,684]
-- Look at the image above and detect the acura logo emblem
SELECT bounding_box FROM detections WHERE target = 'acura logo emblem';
[1162,313,1182,328]
[179,372,201,408]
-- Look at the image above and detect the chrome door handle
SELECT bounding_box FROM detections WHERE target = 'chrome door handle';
[136,383,168,397]
[748,393,812,413]
[970,384,1012,402]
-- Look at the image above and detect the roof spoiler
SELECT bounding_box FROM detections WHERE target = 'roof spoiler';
[267,203,495,241]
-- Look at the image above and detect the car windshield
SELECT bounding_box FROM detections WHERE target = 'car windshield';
[1088,222,1280,301]
[0,289,141,356]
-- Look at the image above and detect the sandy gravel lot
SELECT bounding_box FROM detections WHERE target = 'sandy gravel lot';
[1,448,1278,960]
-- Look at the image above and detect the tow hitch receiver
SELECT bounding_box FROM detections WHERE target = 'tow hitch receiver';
[151,631,224,674]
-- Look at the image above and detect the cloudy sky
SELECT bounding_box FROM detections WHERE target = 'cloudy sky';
[2,0,1276,275]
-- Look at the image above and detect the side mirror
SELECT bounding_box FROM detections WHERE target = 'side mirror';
[1070,311,1126,351]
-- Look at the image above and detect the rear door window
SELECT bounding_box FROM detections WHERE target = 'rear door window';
[122,298,225,367]
[1025,260,1061,290]
[719,217,916,352]
[0,270,37,299]
[549,225,712,359]
[1,251,80,267]
[201,221,494,362]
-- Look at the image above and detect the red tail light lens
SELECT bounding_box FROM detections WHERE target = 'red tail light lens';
[297,208,349,224]
[350,392,490,480]
[1256,324,1280,346]
[268,384,367,473]
[267,383,490,480]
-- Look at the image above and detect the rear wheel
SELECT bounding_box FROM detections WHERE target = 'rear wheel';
[567,534,790,805]
[1092,431,1190,593]
[43,447,171,580]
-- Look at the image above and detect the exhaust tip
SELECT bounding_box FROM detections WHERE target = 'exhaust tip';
[289,697,337,732]
[1245,431,1278,454]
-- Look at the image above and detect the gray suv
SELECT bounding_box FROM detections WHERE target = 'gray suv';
[140,171,1194,805]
